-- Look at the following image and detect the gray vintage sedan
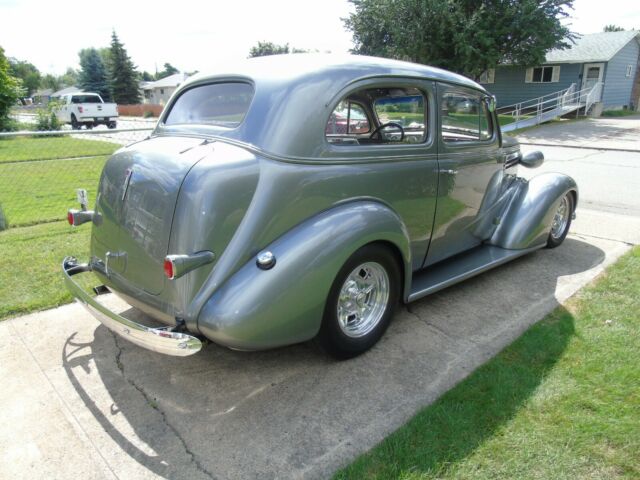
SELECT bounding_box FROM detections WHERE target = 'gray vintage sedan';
[63,55,577,358]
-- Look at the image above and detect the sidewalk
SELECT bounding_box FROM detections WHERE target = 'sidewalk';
[515,115,640,151]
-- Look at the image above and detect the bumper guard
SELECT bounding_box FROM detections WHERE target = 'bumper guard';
[62,257,202,356]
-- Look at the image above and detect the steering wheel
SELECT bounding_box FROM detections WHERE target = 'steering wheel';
[370,122,405,142]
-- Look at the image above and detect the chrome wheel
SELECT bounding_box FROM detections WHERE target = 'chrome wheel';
[337,262,390,338]
[550,195,570,241]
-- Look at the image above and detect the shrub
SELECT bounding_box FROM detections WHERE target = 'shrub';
[143,110,155,118]
[35,108,61,131]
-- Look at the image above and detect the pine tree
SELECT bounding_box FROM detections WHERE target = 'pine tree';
[78,48,110,101]
[107,31,141,104]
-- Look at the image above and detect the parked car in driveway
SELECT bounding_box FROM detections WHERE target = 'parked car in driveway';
[63,55,577,358]
[54,92,118,129]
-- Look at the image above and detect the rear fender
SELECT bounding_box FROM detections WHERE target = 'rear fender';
[197,201,411,350]
[489,172,578,250]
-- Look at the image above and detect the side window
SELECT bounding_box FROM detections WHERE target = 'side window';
[441,91,493,143]
[326,86,428,146]
[325,101,370,135]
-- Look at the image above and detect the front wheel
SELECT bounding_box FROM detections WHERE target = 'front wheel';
[318,244,401,359]
[107,121,117,129]
[546,193,574,248]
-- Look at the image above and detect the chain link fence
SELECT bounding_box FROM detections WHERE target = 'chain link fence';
[0,127,153,228]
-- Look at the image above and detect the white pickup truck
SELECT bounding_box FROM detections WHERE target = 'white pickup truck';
[55,93,118,129]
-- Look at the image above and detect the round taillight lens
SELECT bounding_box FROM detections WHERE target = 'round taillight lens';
[67,211,74,225]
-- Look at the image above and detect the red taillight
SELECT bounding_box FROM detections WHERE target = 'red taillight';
[78,106,83,114]
[163,258,174,279]
[67,211,74,225]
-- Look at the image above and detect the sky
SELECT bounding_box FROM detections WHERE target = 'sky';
[0,0,639,76]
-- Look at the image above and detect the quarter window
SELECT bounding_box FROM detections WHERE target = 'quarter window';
[326,101,370,135]
[441,92,493,143]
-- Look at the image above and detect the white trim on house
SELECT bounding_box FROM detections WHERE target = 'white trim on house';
[581,63,605,92]
[525,66,560,83]
[479,68,495,84]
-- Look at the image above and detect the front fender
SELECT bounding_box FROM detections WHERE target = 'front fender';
[197,201,411,350]
[490,172,578,250]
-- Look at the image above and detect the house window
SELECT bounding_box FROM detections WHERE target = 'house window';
[479,69,495,84]
[160,88,165,95]
[626,64,634,77]
[525,66,560,83]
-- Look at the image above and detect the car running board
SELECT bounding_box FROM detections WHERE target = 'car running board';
[408,244,544,303]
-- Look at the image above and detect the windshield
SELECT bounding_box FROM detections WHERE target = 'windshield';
[164,82,254,128]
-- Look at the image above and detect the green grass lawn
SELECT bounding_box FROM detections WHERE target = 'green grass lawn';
[336,246,640,479]
[0,135,118,163]
[0,155,108,227]
[0,221,92,319]
[0,136,117,227]
[601,110,640,118]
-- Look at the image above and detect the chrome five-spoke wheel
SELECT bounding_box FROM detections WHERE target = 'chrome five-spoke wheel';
[337,262,390,338]
[319,244,400,359]
[547,193,574,248]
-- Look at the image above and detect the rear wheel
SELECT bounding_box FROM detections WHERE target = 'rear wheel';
[318,244,401,359]
[546,193,574,248]
[70,114,79,130]
[108,121,117,129]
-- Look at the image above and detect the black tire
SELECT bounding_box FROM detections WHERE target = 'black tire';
[546,192,574,248]
[86,123,94,130]
[108,121,117,129]
[70,114,79,130]
[318,244,401,359]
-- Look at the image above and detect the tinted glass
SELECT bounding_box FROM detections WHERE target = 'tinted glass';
[442,92,493,143]
[165,83,254,127]
[542,67,553,82]
[72,95,102,104]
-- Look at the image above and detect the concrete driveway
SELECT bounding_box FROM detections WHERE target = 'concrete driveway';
[1,118,639,480]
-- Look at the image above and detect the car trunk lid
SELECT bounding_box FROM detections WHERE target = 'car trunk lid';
[93,136,209,295]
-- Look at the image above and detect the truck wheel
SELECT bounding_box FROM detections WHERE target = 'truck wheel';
[108,121,117,129]
[86,123,94,130]
[546,193,574,248]
[318,244,401,359]
[70,114,79,130]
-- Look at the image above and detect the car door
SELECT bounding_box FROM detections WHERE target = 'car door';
[423,84,502,267]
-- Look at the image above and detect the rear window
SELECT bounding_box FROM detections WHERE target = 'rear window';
[164,82,254,128]
[72,95,102,104]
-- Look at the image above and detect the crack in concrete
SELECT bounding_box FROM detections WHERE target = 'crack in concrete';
[110,333,216,480]
[572,232,635,247]
[404,304,477,348]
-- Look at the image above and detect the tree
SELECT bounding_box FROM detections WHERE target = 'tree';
[603,24,625,32]
[141,71,154,82]
[8,58,40,96]
[0,46,23,131]
[156,62,179,79]
[41,74,61,92]
[344,0,576,80]
[78,48,110,100]
[60,67,79,88]
[107,31,141,104]
[249,41,291,57]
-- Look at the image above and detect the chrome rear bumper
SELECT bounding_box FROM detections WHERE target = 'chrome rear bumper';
[62,257,202,356]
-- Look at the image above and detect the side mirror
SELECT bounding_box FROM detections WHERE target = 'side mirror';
[520,151,544,168]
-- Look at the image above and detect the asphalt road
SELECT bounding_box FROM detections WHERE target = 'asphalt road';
[1,116,639,480]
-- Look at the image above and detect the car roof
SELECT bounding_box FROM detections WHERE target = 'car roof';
[157,54,488,160]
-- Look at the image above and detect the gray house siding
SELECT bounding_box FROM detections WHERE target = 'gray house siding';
[480,63,582,107]
[601,40,640,108]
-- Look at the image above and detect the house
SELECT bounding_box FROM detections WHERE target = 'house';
[51,86,83,99]
[32,88,53,105]
[141,73,190,105]
[480,30,640,110]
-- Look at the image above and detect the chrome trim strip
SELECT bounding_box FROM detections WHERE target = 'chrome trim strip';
[62,257,202,356]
